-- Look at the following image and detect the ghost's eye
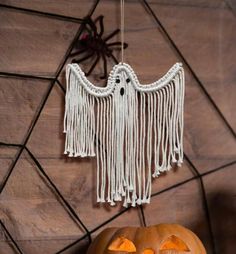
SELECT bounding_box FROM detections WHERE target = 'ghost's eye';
[108,236,136,252]
[160,235,190,252]
[115,77,120,83]
[126,78,131,83]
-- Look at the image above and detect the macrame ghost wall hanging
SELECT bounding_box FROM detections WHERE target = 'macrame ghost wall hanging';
[63,0,185,207]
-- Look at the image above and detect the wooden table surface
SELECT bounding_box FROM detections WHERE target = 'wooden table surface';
[0,1,235,254]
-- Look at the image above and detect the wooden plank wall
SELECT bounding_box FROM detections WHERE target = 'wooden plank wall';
[0,0,235,254]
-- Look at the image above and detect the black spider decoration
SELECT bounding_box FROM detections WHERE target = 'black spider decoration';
[70,15,128,79]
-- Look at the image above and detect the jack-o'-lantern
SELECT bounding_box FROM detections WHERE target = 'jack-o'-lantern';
[87,224,206,254]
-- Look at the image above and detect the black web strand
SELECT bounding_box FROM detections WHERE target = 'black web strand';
[0,71,55,81]
[0,79,55,194]
[0,3,84,23]
[0,6,89,195]
[56,79,66,93]
[151,176,197,198]
[58,159,234,253]
[201,160,236,177]
[0,154,224,254]
[24,146,91,241]
[142,0,236,139]
[184,154,217,254]
[55,234,90,254]
[56,155,235,253]
[0,220,25,254]
[56,206,131,254]
[139,205,147,227]
[0,142,22,148]
[88,0,101,18]
[0,1,101,250]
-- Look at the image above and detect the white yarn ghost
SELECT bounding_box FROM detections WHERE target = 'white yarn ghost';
[64,62,185,207]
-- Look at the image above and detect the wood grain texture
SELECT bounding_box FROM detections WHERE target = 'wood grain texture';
[17,156,142,232]
[27,84,65,158]
[149,0,225,8]
[0,147,19,189]
[17,238,89,254]
[151,161,194,195]
[0,0,94,18]
[144,180,212,253]
[0,77,50,144]
[0,238,90,254]
[0,153,84,242]
[0,8,79,76]
[183,70,236,172]
[150,2,236,131]
[0,242,16,254]
[203,164,236,254]
[226,0,236,15]
[0,0,235,253]
[0,159,16,186]
[33,4,236,174]
[0,146,19,159]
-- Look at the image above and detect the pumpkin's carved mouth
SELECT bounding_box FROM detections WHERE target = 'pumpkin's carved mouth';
[143,248,155,254]
[108,235,190,253]
[108,236,136,252]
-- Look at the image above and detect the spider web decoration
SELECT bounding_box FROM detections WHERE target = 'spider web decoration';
[1,0,233,254]
[70,15,128,79]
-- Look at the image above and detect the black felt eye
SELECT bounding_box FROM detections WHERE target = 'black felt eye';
[126,78,130,83]
[120,87,125,95]
[116,78,120,83]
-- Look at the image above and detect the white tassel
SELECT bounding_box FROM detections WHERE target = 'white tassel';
[64,66,96,158]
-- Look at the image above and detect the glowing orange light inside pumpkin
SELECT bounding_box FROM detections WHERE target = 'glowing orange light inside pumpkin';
[108,236,136,252]
[143,248,155,254]
[160,235,190,252]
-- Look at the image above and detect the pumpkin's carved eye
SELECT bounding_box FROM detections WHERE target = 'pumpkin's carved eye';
[160,235,190,252]
[108,236,136,252]
[143,248,155,254]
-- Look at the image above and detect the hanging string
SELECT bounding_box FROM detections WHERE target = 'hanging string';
[120,0,125,64]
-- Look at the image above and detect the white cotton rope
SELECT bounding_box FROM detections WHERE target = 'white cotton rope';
[64,61,185,207]
[120,0,125,64]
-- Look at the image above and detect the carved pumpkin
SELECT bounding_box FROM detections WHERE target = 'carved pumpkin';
[87,224,206,254]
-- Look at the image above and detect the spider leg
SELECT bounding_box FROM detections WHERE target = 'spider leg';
[84,16,98,37]
[70,48,88,57]
[94,15,104,37]
[100,53,107,79]
[72,52,94,64]
[94,15,103,23]
[107,42,128,49]
[109,53,119,65]
[104,29,120,42]
[86,53,100,76]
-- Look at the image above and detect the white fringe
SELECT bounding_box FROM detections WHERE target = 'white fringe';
[64,63,185,207]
